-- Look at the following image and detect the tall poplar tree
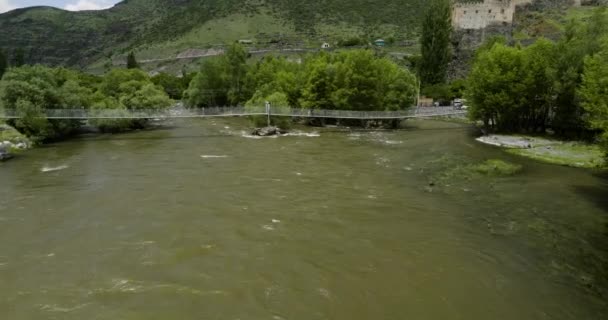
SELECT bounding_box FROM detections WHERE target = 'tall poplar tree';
[0,49,7,79]
[420,0,452,86]
[126,51,139,69]
[13,48,25,67]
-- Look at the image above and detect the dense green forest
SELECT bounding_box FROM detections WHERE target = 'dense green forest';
[466,8,608,154]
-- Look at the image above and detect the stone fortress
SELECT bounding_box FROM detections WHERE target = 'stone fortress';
[452,0,582,30]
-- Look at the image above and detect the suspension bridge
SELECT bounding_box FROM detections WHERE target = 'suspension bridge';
[0,106,466,120]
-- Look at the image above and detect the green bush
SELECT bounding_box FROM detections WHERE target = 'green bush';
[337,37,365,47]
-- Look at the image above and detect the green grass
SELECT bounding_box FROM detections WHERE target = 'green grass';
[0,0,426,69]
[513,5,600,40]
[477,134,605,169]
[471,159,523,176]
[507,142,605,169]
[134,11,297,60]
[0,126,25,142]
[432,157,523,187]
[564,6,599,21]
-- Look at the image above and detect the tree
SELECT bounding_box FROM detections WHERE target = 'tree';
[98,68,148,97]
[184,59,230,107]
[126,51,139,69]
[552,8,608,137]
[449,79,467,99]
[300,50,416,111]
[419,0,452,86]
[421,84,451,104]
[225,43,249,105]
[245,91,292,128]
[403,54,421,75]
[468,39,560,133]
[96,69,170,110]
[245,56,303,108]
[579,43,608,156]
[466,43,527,131]
[0,66,91,141]
[152,72,186,99]
[519,39,557,132]
[0,49,7,80]
[300,53,336,110]
[91,68,171,132]
[13,48,25,67]
[475,36,507,58]
[183,44,250,107]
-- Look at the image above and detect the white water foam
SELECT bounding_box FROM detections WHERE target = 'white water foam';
[200,155,229,159]
[383,140,403,145]
[241,132,279,139]
[241,130,319,139]
[39,303,90,313]
[40,165,69,173]
[283,131,320,137]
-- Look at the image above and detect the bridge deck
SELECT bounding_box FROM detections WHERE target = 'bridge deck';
[0,106,466,120]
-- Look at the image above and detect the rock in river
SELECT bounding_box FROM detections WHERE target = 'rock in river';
[251,126,287,137]
[0,144,13,161]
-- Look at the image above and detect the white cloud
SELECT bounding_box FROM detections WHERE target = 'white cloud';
[64,0,114,11]
[0,0,16,13]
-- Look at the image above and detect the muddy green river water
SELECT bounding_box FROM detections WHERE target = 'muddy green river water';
[0,119,606,319]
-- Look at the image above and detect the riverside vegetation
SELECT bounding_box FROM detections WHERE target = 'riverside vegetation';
[0,66,172,142]
[185,45,417,127]
[0,47,417,142]
[464,8,608,165]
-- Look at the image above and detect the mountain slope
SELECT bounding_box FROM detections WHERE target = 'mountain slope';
[0,0,427,68]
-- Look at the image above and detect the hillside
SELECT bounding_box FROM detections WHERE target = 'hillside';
[0,0,426,68]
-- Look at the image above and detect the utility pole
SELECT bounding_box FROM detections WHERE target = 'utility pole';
[416,78,421,108]
[265,101,271,127]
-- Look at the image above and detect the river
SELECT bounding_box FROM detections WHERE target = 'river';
[0,119,606,319]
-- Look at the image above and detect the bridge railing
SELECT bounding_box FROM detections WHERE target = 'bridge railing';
[0,107,266,119]
[270,108,417,119]
[0,106,465,119]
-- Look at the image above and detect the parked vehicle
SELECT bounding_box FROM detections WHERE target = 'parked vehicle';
[453,98,468,110]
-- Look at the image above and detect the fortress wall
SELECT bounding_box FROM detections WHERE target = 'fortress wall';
[452,0,533,30]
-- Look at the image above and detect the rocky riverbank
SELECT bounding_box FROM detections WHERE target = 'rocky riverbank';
[0,124,32,161]
[476,134,605,168]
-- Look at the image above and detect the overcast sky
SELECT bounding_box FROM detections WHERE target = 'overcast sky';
[0,0,121,13]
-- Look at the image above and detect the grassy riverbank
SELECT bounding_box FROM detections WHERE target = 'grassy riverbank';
[0,124,31,149]
[477,134,605,169]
